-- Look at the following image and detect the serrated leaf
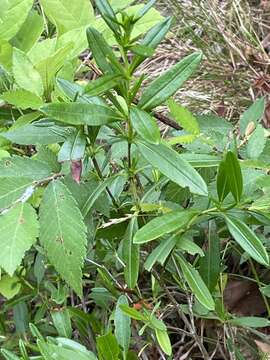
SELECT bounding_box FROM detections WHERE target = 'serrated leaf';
[0,0,33,41]
[240,97,265,135]
[134,209,198,244]
[176,255,215,310]
[0,177,33,209]
[246,124,266,159]
[130,107,160,144]
[225,214,269,266]
[13,48,43,96]
[0,156,53,180]
[39,180,87,295]
[122,217,139,289]
[41,103,122,126]
[1,89,43,109]
[137,141,208,196]
[138,52,202,110]
[0,202,39,275]
[224,151,243,203]
[168,98,199,135]
[115,295,131,354]
[40,0,94,35]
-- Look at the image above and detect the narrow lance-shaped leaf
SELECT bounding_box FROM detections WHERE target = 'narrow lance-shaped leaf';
[130,107,160,144]
[155,328,172,356]
[40,103,122,126]
[131,17,173,71]
[86,27,124,75]
[96,333,120,360]
[216,159,230,202]
[176,255,215,310]
[122,217,139,289]
[83,74,122,96]
[114,295,131,355]
[225,151,243,203]
[199,220,220,293]
[95,0,120,35]
[0,202,39,275]
[58,129,86,162]
[224,214,269,266]
[144,235,177,271]
[137,141,208,196]
[39,180,87,296]
[134,209,198,244]
[138,52,202,110]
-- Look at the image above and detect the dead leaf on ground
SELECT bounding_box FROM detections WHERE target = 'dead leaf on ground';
[224,279,266,316]
[255,340,270,359]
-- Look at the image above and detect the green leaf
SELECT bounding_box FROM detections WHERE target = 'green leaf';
[81,176,117,217]
[134,209,198,244]
[138,52,202,110]
[155,329,172,356]
[0,202,39,275]
[167,98,199,135]
[129,44,154,57]
[177,236,204,256]
[122,217,139,289]
[119,305,147,321]
[96,332,120,360]
[0,177,33,209]
[216,159,230,202]
[0,156,53,180]
[137,141,208,196]
[225,214,269,266]
[240,97,265,135]
[199,220,220,293]
[13,48,43,96]
[144,235,177,271]
[40,103,122,126]
[1,89,43,109]
[86,27,123,75]
[95,0,120,35]
[0,274,21,299]
[181,153,221,167]
[0,39,13,71]
[176,255,215,310]
[11,9,44,52]
[130,107,160,144]
[135,0,157,19]
[0,0,33,41]
[224,151,243,203]
[84,74,122,96]
[1,349,21,360]
[39,180,87,296]
[246,124,266,159]
[228,316,270,328]
[51,309,72,338]
[35,43,73,92]
[58,129,86,162]
[131,16,173,71]
[3,121,68,145]
[40,0,94,35]
[115,295,131,354]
